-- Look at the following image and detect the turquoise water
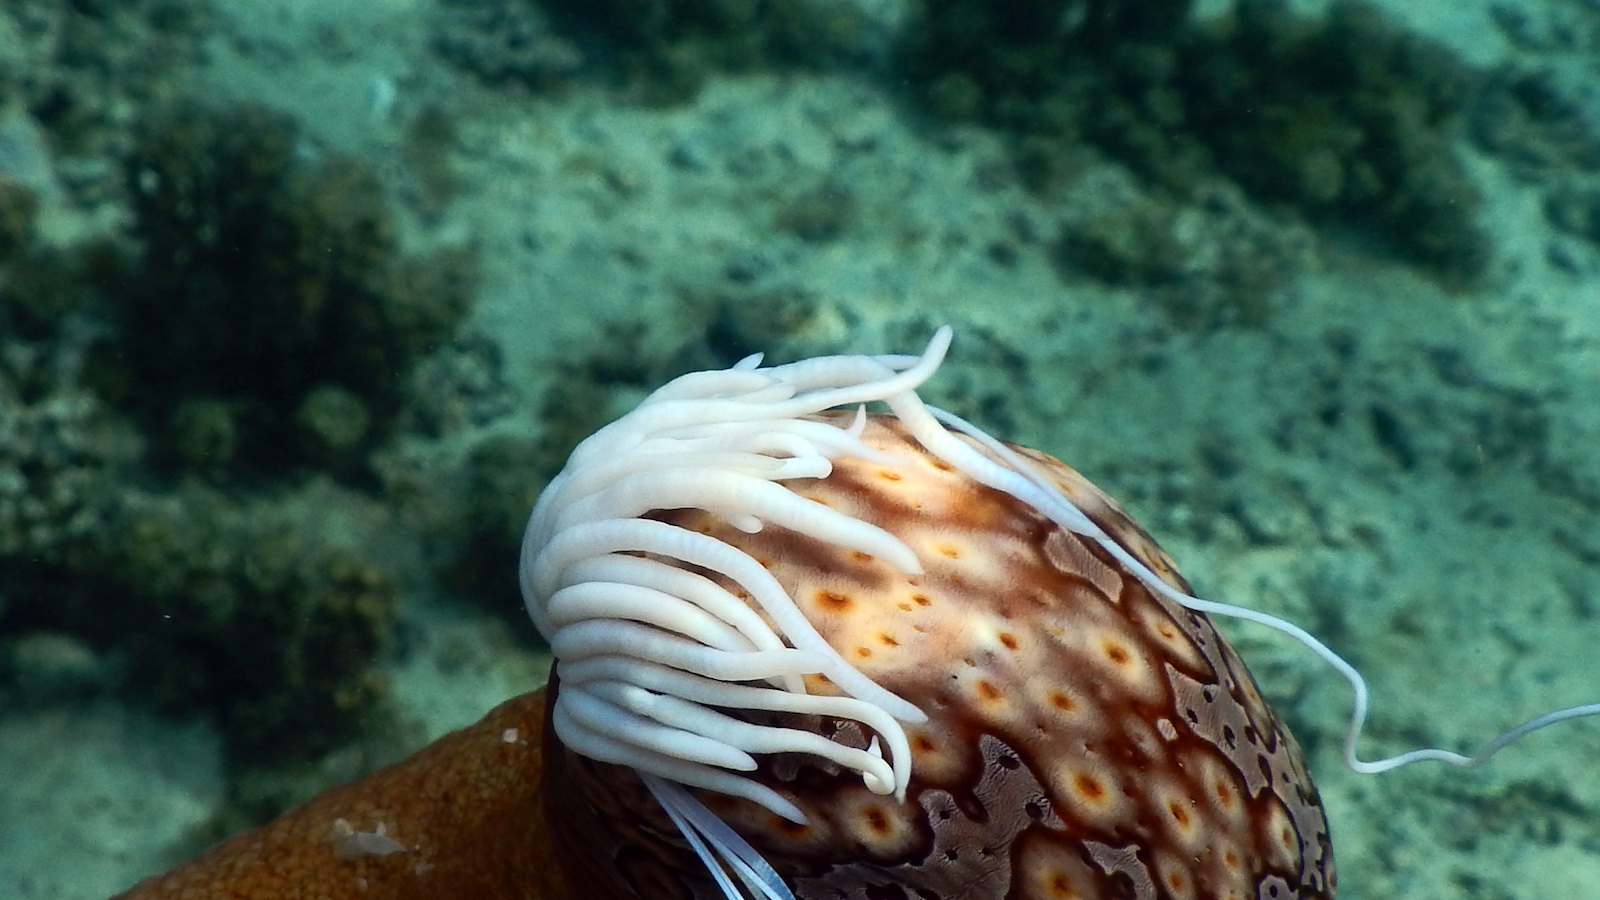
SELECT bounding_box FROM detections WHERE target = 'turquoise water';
[1,1,1597,897]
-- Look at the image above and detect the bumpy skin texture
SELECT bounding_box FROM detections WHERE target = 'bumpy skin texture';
[113,688,577,900]
[555,413,1335,900]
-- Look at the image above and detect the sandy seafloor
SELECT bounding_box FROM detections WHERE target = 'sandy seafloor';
[3,0,1600,897]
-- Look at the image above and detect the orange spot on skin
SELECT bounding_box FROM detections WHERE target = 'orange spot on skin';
[816,590,853,612]
[998,633,1019,650]
[855,647,873,659]
[1215,781,1234,808]
[976,680,1002,702]
[1048,691,1077,711]
[850,551,875,563]
[914,735,937,753]
[1048,874,1081,899]
[896,602,913,611]
[911,593,932,607]
[877,470,903,482]
[862,806,892,836]
[1169,802,1190,827]
[1102,640,1131,666]
[936,544,961,559]
[878,633,900,647]
[1074,774,1106,801]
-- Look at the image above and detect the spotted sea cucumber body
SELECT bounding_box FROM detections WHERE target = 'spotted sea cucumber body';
[550,413,1335,900]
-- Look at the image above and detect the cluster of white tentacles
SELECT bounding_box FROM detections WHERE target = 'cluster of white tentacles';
[519,325,1600,900]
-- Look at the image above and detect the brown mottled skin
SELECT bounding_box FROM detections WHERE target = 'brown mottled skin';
[114,412,1333,900]
[113,687,578,900]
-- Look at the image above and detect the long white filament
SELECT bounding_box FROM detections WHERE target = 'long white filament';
[642,773,796,900]
[893,375,1600,778]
